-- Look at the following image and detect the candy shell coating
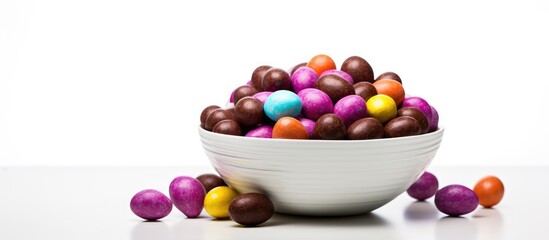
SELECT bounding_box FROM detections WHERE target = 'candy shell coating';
[130,189,172,221]
[407,171,439,201]
[435,184,479,216]
[333,95,367,128]
[272,117,309,139]
[366,94,397,123]
[196,173,228,193]
[169,176,206,218]
[297,88,333,121]
[291,67,318,93]
[252,91,273,104]
[245,125,273,138]
[229,193,274,226]
[264,90,302,121]
[204,186,240,219]
[473,176,504,208]
[298,117,316,138]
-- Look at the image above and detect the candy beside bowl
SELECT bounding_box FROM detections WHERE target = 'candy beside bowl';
[198,126,444,216]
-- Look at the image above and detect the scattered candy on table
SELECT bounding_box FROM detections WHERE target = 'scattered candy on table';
[130,189,172,221]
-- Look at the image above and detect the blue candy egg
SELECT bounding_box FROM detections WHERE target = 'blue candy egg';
[264,90,302,121]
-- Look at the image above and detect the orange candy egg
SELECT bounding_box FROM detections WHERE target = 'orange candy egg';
[473,175,504,208]
[306,54,336,75]
[272,117,309,139]
[372,79,405,106]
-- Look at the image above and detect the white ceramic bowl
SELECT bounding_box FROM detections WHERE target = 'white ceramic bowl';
[198,126,444,216]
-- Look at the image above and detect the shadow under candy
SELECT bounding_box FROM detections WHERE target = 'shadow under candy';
[264,212,390,228]
[404,201,440,221]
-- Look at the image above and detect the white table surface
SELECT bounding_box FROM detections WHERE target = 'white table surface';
[1,165,546,240]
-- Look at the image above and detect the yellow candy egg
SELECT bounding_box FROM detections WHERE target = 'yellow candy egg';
[366,94,397,123]
[204,186,240,219]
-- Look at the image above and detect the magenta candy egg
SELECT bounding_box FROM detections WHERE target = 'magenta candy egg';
[401,97,433,126]
[435,184,479,216]
[252,91,273,104]
[297,88,333,121]
[169,176,206,218]
[298,117,316,138]
[407,171,439,201]
[245,125,273,138]
[429,105,439,132]
[130,189,172,221]
[319,70,354,84]
[333,95,367,127]
[291,67,318,93]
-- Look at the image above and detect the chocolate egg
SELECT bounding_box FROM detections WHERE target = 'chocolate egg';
[205,109,234,131]
[354,82,378,102]
[313,114,346,140]
[346,117,384,140]
[251,65,272,90]
[288,62,307,76]
[200,105,220,128]
[212,119,242,136]
[384,116,421,138]
[229,193,274,226]
[397,107,429,134]
[375,71,402,84]
[233,85,259,104]
[196,173,228,193]
[341,56,374,83]
[262,68,292,92]
[315,74,355,103]
[319,70,354,84]
[234,97,264,127]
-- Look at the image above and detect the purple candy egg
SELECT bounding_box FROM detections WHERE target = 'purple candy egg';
[407,171,439,201]
[252,91,273,104]
[245,125,273,138]
[401,97,433,126]
[319,70,354,84]
[333,95,367,128]
[429,105,439,132]
[435,184,479,216]
[297,88,334,121]
[169,176,206,218]
[298,117,316,138]
[130,189,173,221]
[291,67,318,93]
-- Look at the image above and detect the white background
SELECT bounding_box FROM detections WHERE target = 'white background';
[1,0,548,166]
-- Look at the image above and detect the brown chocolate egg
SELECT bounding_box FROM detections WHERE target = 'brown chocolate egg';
[200,105,221,128]
[375,71,402,84]
[196,173,227,193]
[233,85,259,104]
[289,62,307,75]
[212,119,242,136]
[315,74,355,103]
[341,56,374,83]
[229,193,274,226]
[353,82,378,102]
[251,65,272,90]
[262,68,292,92]
[234,97,264,127]
[205,109,234,131]
[313,114,346,140]
[384,116,421,138]
[397,107,429,134]
[346,117,384,140]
